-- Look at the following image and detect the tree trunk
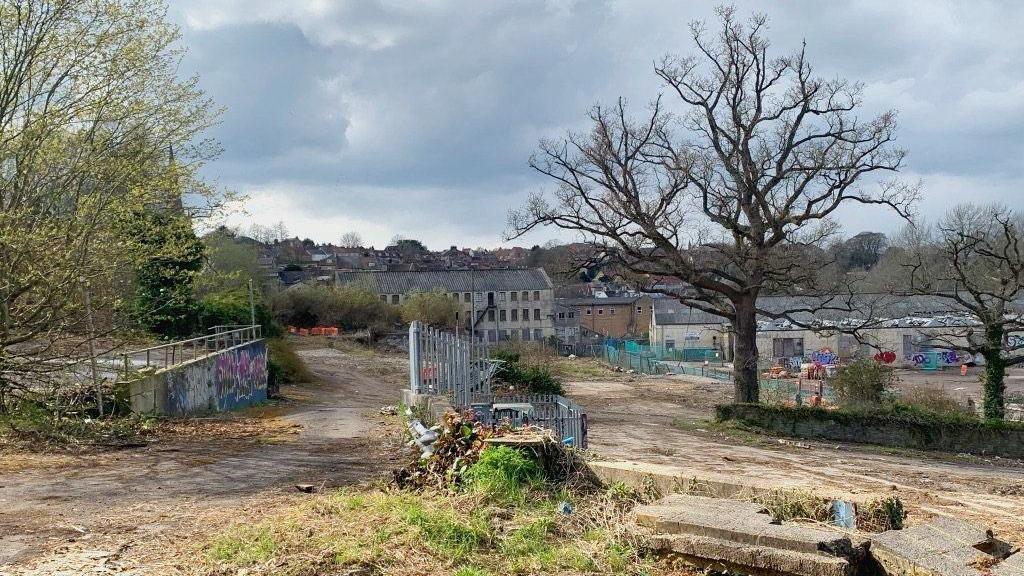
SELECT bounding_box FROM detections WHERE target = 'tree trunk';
[982,324,1006,420]
[732,296,760,403]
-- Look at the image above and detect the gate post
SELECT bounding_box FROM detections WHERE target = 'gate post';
[409,321,422,393]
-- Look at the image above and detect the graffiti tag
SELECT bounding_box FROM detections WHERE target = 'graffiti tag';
[873,351,897,364]
[811,348,838,365]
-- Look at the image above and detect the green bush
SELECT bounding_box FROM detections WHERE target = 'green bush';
[267,338,312,394]
[828,358,898,409]
[198,288,280,337]
[400,289,458,329]
[491,349,564,396]
[272,284,396,332]
[465,445,543,505]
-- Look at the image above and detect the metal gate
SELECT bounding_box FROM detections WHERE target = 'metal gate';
[408,321,587,448]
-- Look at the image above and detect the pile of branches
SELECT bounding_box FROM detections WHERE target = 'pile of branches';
[393,410,494,490]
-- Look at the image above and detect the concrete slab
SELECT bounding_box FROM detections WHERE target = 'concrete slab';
[650,533,854,576]
[992,551,1024,576]
[637,493,854,557]
[871,517,1017,576]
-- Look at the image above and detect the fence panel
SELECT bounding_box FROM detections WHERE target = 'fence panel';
[408,321,585,448]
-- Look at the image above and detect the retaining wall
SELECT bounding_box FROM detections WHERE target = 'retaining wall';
[717,403,1024,459]
[129,340,268,416]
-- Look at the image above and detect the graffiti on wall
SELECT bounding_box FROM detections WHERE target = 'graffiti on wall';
[161,340,268,416]
[873,351,897,364]
[1009,335,1024,350]
[910,349,964,367]
[216,345,268,410]
[811,348,838,365]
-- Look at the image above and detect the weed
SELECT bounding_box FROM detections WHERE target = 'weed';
[267,337,313,392]
[753,489,832,523]
[860,496,906,531]
[465,446,543,505]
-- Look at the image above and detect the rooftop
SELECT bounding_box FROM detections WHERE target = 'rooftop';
[335,268,553,294]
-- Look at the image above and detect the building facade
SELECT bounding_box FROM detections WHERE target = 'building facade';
[336,268,556,342]
[556,295,652,340]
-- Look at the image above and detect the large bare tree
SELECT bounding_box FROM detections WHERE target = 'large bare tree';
[900,204,1024,419]
[509,8,916,402]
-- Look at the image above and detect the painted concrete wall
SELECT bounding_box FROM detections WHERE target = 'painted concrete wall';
[129,340,268,416]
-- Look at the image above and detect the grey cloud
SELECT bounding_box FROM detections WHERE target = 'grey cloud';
[174,0,1024,245]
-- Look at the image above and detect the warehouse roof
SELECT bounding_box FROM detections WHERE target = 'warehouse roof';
[335,268,553,294]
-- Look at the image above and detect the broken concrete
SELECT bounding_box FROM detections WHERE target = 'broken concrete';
[595,460,880,529]
[871,517,1019,576]
[638,493,857,576]
[650,533,854,576]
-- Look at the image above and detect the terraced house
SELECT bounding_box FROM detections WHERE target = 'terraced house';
[335,268,555,342]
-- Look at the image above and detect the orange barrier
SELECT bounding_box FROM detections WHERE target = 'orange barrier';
[287,326,340,336]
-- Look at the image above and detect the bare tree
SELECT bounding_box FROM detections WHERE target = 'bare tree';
[508,7,916,402]
[339,231,364,248]
[901,204,1024,419]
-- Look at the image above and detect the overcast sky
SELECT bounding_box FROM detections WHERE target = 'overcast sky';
[172,0,1024,249]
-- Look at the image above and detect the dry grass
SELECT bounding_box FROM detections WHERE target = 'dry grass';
[197,483,683,576]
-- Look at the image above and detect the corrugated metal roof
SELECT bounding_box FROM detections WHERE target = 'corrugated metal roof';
[335,268,553,293]
[558,296,642,306]
[652,298,724,325]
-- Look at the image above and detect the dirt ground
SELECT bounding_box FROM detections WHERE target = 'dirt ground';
[565,367,1024,543]
[0,340,409,575]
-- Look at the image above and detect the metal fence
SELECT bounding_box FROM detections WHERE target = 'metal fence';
[408,321,587,448]
[120,325,263,375]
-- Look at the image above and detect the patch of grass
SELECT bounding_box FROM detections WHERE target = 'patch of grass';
[753,489,832,523]
[200,485,668,576]
[465,446,543,505]
[208,526,277,565]
[402,502,491,560]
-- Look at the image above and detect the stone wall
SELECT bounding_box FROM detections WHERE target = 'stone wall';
[717,403,1024,459]
[129,340,268,416]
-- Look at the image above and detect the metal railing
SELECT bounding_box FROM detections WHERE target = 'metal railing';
[121,325,263,375]
[472,393,588,449]
[408,321,587,448]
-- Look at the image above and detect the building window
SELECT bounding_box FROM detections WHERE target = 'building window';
[488,310,495,322]
[522,308,528,321]
[533,291,540,301]
[558,312,565,319]
[511,309,519,321]
[610,308,616,315]
[391,294,399,304]
[488,330,497,342]
[534,308,540,320]
[637,306,643,314]
[533,328,542,341]
[380,295,387,302]
[499,309,507,322]
[510,291,518,301]
[522,328,530,341]
[585,308,592,315]
[455,311,459,320]
[597,308,604,315]
[475,292,483,302]
[499,329,509,341]
[665,339,675,350]
[772,337,804,358]
[464,293,471,302]
[522,291,529,301]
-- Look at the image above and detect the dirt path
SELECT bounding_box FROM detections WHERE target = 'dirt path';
[567,375,1024,542]
[0,345,407,575]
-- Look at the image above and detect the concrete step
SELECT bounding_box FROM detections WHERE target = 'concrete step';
[649,533,854,576]
[636,493,855,557]
[871,517,1019,576]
